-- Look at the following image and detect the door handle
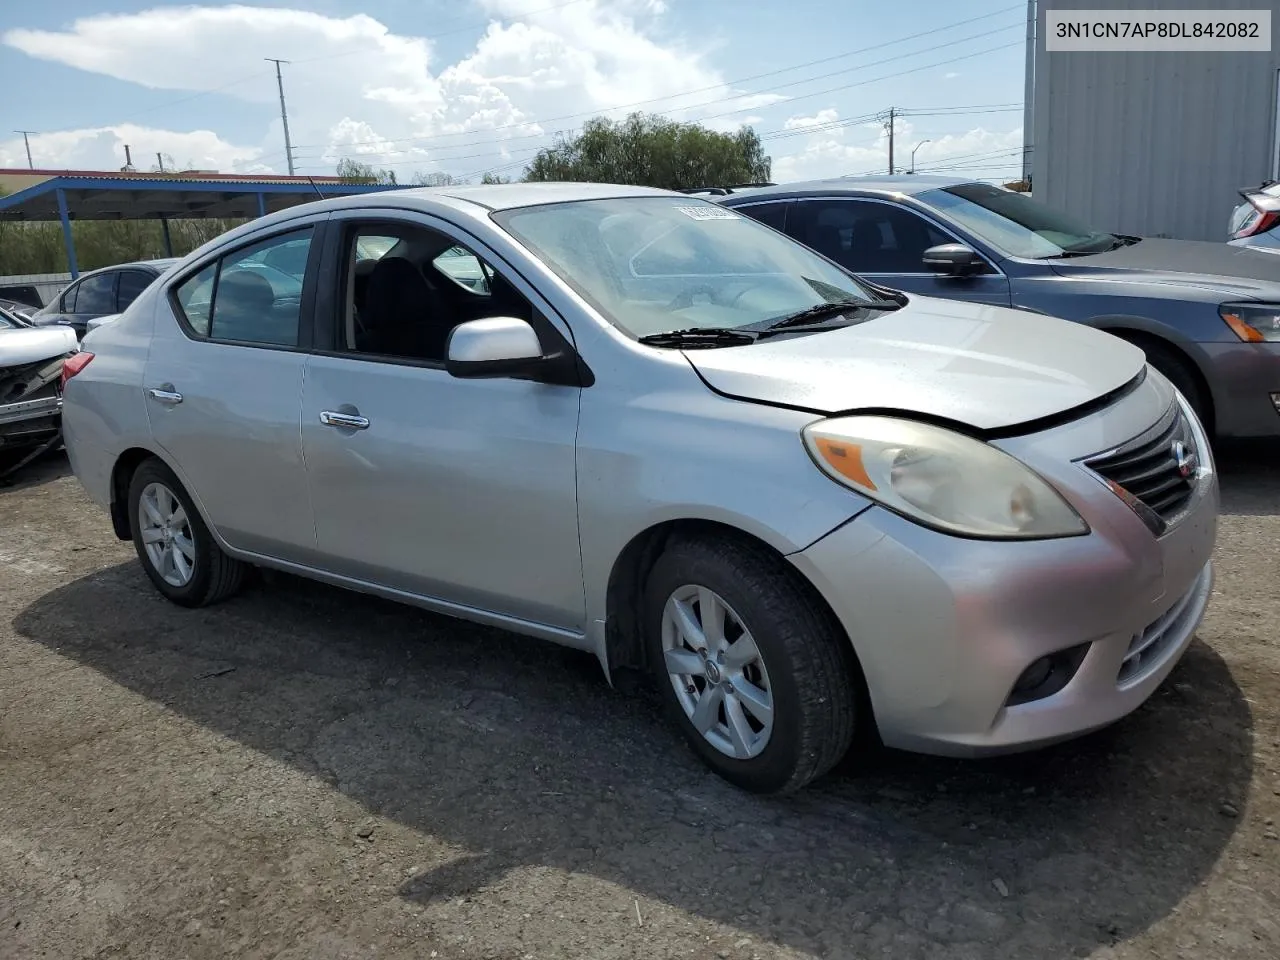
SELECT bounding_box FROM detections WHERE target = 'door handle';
[319,410,370,430]
[148,387,183,404]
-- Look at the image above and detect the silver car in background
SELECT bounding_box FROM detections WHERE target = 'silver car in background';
[62,184,1218,793]
[1229,180,1280,252]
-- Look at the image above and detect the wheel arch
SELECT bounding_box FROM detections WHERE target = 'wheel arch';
[108,445,221,545]
[1096,321,1217,430]
[603,518,864,680]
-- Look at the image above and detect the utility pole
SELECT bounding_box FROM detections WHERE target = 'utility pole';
[15,130,35,169]
[265,58,296,175]
[885,108,895,175]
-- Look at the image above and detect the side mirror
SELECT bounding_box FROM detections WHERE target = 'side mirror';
[922,243,986,277]
[445,316,549,380]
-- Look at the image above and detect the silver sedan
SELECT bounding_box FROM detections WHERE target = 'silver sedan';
[61,183,1219,793]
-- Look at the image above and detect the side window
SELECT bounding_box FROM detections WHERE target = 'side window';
[117,270,154,311]
[795,200,958,274]
[175,264,217,336]
[432,246,493,295]
[73,272,117,314]
[61,282,79,313]
[171,227,314,346]
[736,201,790,232]
[339,223,533,363]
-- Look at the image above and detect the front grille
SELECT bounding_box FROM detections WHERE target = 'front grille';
[1086,404,1198,527]
[1117,563,1212,686]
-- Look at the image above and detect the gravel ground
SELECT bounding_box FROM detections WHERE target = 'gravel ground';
[1,446,1278,960]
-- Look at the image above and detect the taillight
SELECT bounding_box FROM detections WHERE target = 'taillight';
[61,351,94,390]
[1231,193,1280,239]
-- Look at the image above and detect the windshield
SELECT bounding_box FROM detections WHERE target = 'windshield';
[493,197,884,338]
[922,183,1122,259]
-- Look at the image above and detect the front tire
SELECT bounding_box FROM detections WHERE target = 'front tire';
[127,458,245,607]
[644,535,859,794]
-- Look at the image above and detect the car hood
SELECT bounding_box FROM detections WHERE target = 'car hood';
[682,296,1146,431]
[0,325,78,366]
[1048,237,1280,298]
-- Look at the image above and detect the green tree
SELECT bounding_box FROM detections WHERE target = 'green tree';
[523,112,770,191]
[480,172,512,185]
[412,171,463,186]
[336,157,398,185]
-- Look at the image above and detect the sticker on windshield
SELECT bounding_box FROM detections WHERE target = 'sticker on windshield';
[674,205,741,221]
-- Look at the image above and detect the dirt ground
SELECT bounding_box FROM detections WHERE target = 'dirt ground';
[1,446,1278,960]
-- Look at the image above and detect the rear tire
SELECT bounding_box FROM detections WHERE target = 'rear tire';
[127,458,245,607]
[644,535,859,794]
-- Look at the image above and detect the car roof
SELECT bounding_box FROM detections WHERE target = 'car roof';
[76,257,180,278]
[366,181,678,212]
[718,175,977,201]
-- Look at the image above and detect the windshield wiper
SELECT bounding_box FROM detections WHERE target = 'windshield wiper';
[761,298,897,333]
[637,327,758,348]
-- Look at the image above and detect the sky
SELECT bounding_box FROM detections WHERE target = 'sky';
[0,0,1030,184]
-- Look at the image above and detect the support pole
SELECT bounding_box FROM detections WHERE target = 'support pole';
[161,217,173,257]
[257,192,267,218]
[56,188,78,279]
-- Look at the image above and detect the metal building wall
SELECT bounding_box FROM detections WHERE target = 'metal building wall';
[1032,0,1280,240]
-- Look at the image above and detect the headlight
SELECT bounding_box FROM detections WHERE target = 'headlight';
[802,416,1088,539]
[1220,302,1280,342]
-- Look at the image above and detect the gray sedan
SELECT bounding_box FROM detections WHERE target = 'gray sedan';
[717,177,1280,439]
[61,183,1217,793]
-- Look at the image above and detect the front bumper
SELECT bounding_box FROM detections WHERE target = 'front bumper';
[1199,340,1280,438]
[788,387,1219,757]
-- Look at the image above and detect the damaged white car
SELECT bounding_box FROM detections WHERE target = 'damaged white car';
[1,304,79,476]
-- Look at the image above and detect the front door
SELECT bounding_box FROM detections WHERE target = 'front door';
[143,222,322,561]
[299,214,584,632]
[789,197,1012,306]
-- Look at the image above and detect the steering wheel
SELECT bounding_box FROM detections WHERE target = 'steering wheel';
[667,283,763,311]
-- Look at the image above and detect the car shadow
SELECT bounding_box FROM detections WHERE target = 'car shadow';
[1214,439,1280,516]
[14,560,1252,958]
[0,447,71,492]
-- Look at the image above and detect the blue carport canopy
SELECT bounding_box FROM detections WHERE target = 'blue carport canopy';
[0,170,408,278]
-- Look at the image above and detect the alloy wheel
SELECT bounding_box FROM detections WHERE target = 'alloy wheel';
[138,481,196,587]
[661,584,775,759]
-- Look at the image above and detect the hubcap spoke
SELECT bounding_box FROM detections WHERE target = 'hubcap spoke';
[724,692,755,758]
[698,587,726,653]
[172,532,196,562]
[168,504,188,529]
[690,683,725,735]
[722,631,761,671]
[171,545,192,582]
[732,679,773,727]
[669,597,706,651]
[141,527,166,544]
[664,648,706,677]
[140,495,164,527]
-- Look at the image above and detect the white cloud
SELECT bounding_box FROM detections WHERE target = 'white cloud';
[944,71,961,79]
[784,109,840,131]
[0,124,262,173]
[3,2,779,180]
[770,117,1024,183]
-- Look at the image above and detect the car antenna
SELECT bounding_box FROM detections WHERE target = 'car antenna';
[306,177,327,200]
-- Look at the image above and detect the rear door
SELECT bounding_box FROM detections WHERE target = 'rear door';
[789,197,1011,306]
[143,219,326,561]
